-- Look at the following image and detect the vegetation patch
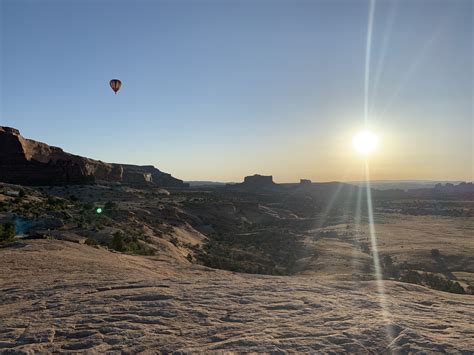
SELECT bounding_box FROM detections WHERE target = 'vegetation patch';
[0,222,15,244]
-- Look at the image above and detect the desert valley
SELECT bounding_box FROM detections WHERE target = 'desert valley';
[0,127,473,353]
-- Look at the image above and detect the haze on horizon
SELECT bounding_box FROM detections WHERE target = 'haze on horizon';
[1,0,472,183]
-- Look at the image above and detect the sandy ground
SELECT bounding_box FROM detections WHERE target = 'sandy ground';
[301,214,474,284]
[1,240,473,354]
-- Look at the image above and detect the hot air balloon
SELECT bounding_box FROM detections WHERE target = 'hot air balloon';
[109,79,122,94]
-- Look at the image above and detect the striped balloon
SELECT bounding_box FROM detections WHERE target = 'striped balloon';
[109,79,122,94]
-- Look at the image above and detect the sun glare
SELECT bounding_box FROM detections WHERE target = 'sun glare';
[353,130,379,155]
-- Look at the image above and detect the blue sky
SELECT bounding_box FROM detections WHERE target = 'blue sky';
[1,0,472,182]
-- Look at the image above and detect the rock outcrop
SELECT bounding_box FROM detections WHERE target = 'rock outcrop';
[0,126,187,187]
[243,174,275,187]
[0,127,122,185]
[227,174,276,190]
[119,164,188,187]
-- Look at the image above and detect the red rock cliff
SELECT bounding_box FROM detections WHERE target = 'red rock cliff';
[0,126,188,187]
[0,127,116,185]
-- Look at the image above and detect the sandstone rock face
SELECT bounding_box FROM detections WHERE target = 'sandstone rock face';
[120,165,189,188]
[0,127,187,187]
[0,126,121,185]
[121,167,153,185]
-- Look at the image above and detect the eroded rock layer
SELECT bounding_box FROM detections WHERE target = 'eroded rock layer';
[0,127,187,187]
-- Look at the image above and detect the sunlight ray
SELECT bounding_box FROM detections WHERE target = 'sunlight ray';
[351,184,363,276]
[313,181,346,230]
[364,0,376,126]
[369,0,398,119]
[340,184,356,226]
[365,159,394,341]
[363,0,394,342]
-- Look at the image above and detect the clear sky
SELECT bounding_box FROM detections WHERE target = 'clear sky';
[1,0,472,182]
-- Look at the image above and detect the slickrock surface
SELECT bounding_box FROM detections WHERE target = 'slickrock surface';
[1,240,473,353]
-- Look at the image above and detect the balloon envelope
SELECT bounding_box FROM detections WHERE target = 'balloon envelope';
[109,79,122,94]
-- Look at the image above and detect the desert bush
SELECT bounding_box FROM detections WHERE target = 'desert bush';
[360,243,370,254]
[47,197,69,212]
[0,201,8,212]
[400,270,422,284]
[110,231,126,252]
[423,273,465,294]
[75,216,87,228]
[104,201,117,210]
[431,249,441,258]
[82,201,94,211]
[169,236,179,247]
[381,254,400,278]
[399,270,465,294]
[47,196,62,206]
[108,231,154,255]
[85,237,99,246]
[0,222,15,243]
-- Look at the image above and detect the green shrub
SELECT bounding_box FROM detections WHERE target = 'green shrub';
[108,231,154,255]
[104,201,117,210]
[400,270,465,294]
[360,243,370,254]
[381,254,399,278]
[110,231,125,252]
[400,270,422,284]
[0,201,7,212]
[85,237,98,246]
[0,222,15,243]
[82,202,94,211]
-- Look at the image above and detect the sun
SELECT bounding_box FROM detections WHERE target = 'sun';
[353,130,379,155]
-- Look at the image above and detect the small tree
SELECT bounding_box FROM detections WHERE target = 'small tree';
[110,231,125,252]
[400,270,422,284]
[382,254,399,278]
[0,222,15,243]
[104,201,117,210]
[82,201,94,211]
